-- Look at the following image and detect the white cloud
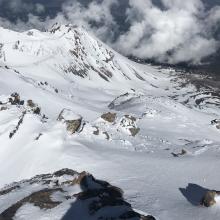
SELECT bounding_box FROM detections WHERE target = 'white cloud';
[114,0,220,64]
[0,0,219,64]
[35,3,45,14]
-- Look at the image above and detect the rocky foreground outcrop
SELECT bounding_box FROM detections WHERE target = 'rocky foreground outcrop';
[200,190,220,207]
[58,109,83,134]
[0,169,155,220]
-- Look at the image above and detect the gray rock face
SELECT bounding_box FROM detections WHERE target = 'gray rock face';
[101,112,117,123]
[129,127,141,137]
[58,109,82,134]
[66,119,82,133]
[108,92,142,110]
[27,100,36,108]
[0,168,156,220]
[200,191,219,207]
[0,106,7,111]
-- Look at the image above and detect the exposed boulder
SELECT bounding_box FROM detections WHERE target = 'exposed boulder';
[27,99,35,108]
[91,126,110,140]
[9,111,26,139]
[120,115,140,136]
[171,149,187,157]
[200,190,220,207]
[101,112,116,123]
[0,106,7,111]
[129,127,141,137]
[9,93,24,105]
[58,109,82,134]
[0,168,156,220]
[33,107,41,115]
[26,99,41,115]
[92,126,100,135]
[211,119,220,129]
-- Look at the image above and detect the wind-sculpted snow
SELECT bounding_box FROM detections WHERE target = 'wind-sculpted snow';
[0,25,220,220]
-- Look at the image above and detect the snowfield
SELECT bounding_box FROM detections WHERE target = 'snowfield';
[0,24,220,220]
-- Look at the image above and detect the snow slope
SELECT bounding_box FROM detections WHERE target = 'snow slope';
[0,24,220,220]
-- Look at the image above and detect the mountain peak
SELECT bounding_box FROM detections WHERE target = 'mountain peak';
[0,23,148,87]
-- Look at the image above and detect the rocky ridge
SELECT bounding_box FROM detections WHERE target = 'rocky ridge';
[0,169,155,220]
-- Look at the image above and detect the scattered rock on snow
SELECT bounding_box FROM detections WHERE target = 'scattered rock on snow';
[91,126,110,140]
[171,149,187,157]
[129,127,140,137]
[9,92,24,105]
[0,106,7,111]
[35,133,43,141]
[26,100,41,115]
[1,94,42,115]
[57,108,82,134]
[120,115,140,136]
[101,112,116,123]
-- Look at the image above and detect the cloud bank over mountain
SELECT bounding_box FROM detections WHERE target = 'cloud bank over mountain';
[0,0,219,64]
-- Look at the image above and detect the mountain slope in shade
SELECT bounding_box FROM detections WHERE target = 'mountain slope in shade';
[0,24,220,220]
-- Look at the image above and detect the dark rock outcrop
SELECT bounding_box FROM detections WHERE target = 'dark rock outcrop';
[200,190,220,207]
[0,106,7,111]
[57,109,82,134]
[9,93,24,105]
[171,149,187,157]
[101,112,117,123]
[120,115,140,136]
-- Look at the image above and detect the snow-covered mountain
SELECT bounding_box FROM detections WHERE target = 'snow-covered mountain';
[0,24,220,220]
